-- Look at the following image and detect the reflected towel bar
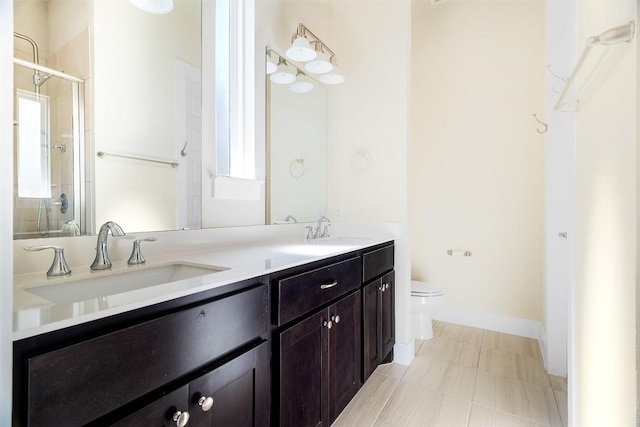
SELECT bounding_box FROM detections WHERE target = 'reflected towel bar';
[97,151,179,168]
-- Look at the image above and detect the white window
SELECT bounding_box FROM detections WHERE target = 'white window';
[16,89,50,198]
[214,0,255,180]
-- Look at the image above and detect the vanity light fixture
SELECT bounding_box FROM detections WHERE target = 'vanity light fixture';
[286,29,317,62]
[289,71,315,94]
[269,57,296,84]
[129,0,174,14]
[286,23,344,84]
[319,57,346,84]
[304,46,333,74]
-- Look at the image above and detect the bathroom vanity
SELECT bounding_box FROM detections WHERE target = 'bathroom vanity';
[12,236,395,426]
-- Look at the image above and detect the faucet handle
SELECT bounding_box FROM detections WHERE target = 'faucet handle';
[128,237,157,265]
[321,224,331,238]
[305,226,314,240]
[24,245,72,277]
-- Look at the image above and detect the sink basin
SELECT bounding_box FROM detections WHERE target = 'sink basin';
[26,263,228,304]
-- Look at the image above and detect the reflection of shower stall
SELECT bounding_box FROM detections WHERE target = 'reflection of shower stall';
[13,33,86,239]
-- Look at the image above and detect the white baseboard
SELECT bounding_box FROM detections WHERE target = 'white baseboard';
[393,340,415,366]
[431,307,546,366]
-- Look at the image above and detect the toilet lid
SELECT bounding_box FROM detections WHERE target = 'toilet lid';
[411,280,444,297]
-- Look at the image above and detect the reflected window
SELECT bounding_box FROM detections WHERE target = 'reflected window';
[16,89,50,198]
[214,0,255,180]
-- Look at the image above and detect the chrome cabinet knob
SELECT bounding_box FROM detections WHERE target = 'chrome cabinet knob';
[323,320,333,329]
[385,283,390,290]
[198,396,214,412]
[331,315,340,324]
[172,410,190,427]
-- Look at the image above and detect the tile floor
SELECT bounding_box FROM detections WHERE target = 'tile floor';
[332,321,567,427]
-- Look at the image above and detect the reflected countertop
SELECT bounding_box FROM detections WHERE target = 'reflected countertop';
[13,235,393,341]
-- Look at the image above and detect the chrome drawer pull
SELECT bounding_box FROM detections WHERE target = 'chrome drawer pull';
[320,280,338,290]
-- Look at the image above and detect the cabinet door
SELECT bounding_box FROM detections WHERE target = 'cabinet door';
[111,385,189,427]
[362,279,382,381]
[279,310,329,427]
[328,291,361,423]
[380,271,395,359]
[188,342,270,427]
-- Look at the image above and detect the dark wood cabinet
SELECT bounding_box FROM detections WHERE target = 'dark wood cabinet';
[188,341,270,427]
[14,243,396,427]
[362,268,395,381]
[14,283,269,427]
[278,291,361,427]
[112,341,269,427]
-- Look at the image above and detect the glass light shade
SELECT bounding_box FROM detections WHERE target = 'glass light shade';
[289,80,314,93]
[269,63,296,84]
[266,55,277,74]
[129,0,174,14]
[286,36,317,62]
[304,51,333,74]
[318,67,346,84]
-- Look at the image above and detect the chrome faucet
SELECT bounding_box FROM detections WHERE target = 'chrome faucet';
[314,216,331,239]
[91,221,125,270]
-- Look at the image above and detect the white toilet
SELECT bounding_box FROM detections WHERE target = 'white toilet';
[411,280,445,339]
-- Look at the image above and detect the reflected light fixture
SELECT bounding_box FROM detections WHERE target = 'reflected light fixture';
[289,71,314,94]
[266,51,277,74]
[269,57,296,84]
[129,0,174,14]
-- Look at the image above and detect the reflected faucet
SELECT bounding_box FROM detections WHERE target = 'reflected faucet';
[314,216,331,239]
[91,221,125,270]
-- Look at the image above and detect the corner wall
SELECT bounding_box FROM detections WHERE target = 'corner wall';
[573,1,637,424]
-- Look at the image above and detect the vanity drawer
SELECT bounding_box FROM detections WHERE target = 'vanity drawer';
[275,257,360,325]
[362,244,394,283]
[25,284,268,427]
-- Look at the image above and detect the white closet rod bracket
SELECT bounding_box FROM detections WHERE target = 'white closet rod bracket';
[554,20,635,112]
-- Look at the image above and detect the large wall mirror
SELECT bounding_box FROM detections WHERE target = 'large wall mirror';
[267,50,327,225]
[12,0,328,240]
[13,0,203,239]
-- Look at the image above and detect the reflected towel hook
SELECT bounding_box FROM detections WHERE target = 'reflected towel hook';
[532,114,548,134]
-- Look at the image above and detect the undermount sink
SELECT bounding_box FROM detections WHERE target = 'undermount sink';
[26,263,228,304]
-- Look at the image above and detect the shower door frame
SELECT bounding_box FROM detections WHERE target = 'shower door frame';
[13,58,88,238]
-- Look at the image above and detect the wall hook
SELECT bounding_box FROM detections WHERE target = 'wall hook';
[532,113,548,134]
[546,65,568,95]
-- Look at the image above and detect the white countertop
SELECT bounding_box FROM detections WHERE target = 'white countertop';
[13,235,393,341]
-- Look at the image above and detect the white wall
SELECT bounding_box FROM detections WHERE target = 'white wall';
[1,0,13,421]
[573,0,637,424]
[410,0,545,336]
[544,0,575,378]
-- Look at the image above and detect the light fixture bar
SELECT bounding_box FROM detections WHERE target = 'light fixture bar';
[292,23,337,60]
